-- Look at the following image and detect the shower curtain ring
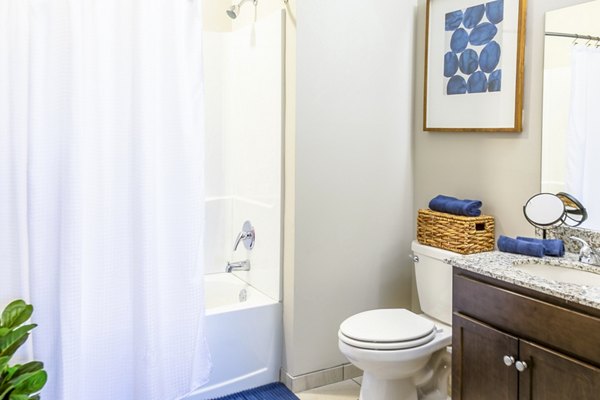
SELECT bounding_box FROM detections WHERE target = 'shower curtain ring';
[573,34,579,45]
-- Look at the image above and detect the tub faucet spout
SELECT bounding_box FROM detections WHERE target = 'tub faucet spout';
[226,259,251,273]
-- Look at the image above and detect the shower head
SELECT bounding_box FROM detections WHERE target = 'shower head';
[226,5,239,19]
[226,0,256,19]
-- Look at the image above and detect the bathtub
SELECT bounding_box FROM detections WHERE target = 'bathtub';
[186,273,282,399]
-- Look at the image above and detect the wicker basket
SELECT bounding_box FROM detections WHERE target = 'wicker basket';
[417,209,495,254]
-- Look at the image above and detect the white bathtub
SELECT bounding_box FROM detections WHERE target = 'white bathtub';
[186,273,282,399]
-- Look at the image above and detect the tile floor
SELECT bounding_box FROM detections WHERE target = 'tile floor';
[296,378,361,400]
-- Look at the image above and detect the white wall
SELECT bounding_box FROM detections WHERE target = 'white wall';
[286,0,417,376]
[203,12,284,301]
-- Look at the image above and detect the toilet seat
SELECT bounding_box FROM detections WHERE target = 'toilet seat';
[338,309,437,351]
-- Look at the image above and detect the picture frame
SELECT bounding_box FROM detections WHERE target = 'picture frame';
[423,0,527,132]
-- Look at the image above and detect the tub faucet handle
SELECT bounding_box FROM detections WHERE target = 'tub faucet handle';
[233,220,255,251]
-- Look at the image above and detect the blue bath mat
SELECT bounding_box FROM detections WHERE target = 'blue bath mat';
[211,382,299,400]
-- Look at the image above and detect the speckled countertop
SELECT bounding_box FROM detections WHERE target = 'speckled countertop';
[446,251,600,310]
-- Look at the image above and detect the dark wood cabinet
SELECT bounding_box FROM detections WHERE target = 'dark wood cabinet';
[518,340,600,400]
[452,268,600,400]
[453,313,518,400]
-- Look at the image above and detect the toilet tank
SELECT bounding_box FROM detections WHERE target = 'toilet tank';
[411,240,461,325]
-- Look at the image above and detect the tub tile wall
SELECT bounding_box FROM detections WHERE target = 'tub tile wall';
[203,12,283,301]
[205,198,233,274]
[231,197,281,301]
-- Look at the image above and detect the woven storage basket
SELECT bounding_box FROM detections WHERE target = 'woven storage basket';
[417,209,495,254]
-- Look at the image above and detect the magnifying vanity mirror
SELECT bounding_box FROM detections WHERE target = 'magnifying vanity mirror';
[523,193,565,228]
[523,192,587,236]
[541,0,600,231]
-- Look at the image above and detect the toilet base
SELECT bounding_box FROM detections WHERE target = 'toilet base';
[359,372,417,400]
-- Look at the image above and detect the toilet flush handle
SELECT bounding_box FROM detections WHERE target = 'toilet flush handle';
[409,254,419,263]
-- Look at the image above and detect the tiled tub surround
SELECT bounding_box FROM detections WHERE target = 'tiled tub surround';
[446,251,600,310]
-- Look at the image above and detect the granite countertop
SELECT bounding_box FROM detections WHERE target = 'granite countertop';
[446,251,600,310]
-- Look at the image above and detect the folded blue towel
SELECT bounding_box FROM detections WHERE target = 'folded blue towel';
[516,237,565,257]
[429,194,482,217]
[497,236,545,258]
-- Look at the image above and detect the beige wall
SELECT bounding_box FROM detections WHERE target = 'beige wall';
[412,0,592,310]
[286,0,595,378]
[286,0,417,377]
[414,0,593,240]
[203,0,232,32]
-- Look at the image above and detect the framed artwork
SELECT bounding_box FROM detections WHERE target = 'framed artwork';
[423,0,527,132]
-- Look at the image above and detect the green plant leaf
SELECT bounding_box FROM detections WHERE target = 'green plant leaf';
[0,334,29,362]
[1,301,33,330]
[0,325,36,358]
[3,365,20,382]
[11,370,47,395]
[0,356,10,371]
[0,301,45,400]
[10,362,43,378]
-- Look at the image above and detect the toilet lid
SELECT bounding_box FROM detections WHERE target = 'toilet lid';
[339,309,436,347]
[339,328,437,350]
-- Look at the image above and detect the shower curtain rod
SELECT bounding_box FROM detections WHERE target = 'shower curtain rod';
[546,31,600,42]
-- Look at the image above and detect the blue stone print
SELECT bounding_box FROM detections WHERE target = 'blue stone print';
[488,69,502,91]
[463,4,485,29]
[486,0,504,24]
[444,52,459,77]
[443,2,503,95]
[479,41,501,73]
[447,76,468,95]
[467,71,488,93]
[469,22,498,46]
[446,10,464,31]
[459,49,479,75]
[450,28,469,53]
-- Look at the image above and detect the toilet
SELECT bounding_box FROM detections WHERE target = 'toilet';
[338,241,458,400]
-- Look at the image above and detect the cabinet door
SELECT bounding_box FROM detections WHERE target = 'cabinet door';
[518,340,600,400]
[453,313,519,400]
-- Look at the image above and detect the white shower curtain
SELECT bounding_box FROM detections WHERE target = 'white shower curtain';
[566,46,600,231]
[0,1,211,399]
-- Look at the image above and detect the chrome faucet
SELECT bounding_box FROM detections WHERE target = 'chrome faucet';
[233,220,255,251]
[226,221,255,272]
[570,236,600,265]
[226,259,251,273]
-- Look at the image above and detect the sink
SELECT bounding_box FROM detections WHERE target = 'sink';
[512,262,600,287]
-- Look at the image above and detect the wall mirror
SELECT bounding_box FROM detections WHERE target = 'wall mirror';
[541,0,600,231]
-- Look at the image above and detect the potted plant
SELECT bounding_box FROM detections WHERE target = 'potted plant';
[0,300,47,400]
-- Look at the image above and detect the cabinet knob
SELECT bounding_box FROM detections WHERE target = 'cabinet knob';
[515,361,528,372]
[503,355,515,366]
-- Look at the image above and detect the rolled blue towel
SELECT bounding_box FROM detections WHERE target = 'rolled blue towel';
[429,194,482,217]
[497,236,545,258]
[516,237,565,257]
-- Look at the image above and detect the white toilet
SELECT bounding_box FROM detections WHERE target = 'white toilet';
[338,241,458,400]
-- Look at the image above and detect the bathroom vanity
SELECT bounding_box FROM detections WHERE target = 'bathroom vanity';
[449,252,600,399]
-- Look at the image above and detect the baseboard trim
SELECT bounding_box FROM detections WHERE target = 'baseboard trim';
[280,363,362,393]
